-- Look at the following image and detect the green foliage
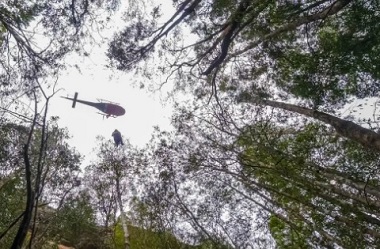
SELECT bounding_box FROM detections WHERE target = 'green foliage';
[238,121,380,248]
[269,216,309,249]
[0,123,30,247]
[0,176,25,248]
[108,0,380,110]
[113,221,125,249]
[46,191,109,249]
[0,0,118,103]
[0,120,84,248]
[105,1,380,247]
[130,225,181,249]
[272,1,380,106]
[112,218,217,249]
[211,0,237,18]
[0,2,39,27]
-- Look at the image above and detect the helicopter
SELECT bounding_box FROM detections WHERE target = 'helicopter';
[61,92,125,118]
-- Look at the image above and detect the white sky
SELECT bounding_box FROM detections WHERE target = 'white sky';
[48,62,173,166]
[47,2,176,166]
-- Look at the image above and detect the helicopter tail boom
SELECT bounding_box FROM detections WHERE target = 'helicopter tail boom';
[61,92,125,117]
[61,92,80,108]
[61,92,98,108]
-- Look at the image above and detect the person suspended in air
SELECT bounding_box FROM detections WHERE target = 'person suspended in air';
[112,129,124,147]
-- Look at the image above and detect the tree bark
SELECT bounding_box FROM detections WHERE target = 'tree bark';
[244,97,380,153]
[11,146,35,249]
[115,178,130,249]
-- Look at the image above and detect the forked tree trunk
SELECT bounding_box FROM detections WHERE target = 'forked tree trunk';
[11,146,35,249]
[245,97,380,152]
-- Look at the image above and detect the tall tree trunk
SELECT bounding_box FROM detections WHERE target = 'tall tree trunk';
[115,178,130,249]
[11,146,35,249]
[244,97,380,152]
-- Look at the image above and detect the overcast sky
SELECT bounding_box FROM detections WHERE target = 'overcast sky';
[48,2,175,166]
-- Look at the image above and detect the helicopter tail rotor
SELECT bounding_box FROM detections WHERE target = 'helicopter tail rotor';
[72,92,78,108]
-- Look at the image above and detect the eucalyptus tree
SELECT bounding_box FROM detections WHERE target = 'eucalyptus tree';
[108,0,379,103]
[105,1,380,247]
[85,137,144,249]
[237,121,380,248]
[45,190,109,249]
[0,118,82,248]
[0,0,120,123]
[82,128,237,248]
[85,163,118,230]
[0,2,121,245]
[28,123,83,249]
[0,124,27,247]
[166,97,380,248]
[107,0,380,150]
[0,0,120,79]
[131,125,271,248]
[237,93,380,153]
[0,1,127,248]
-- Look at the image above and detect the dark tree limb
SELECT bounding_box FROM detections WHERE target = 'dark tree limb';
[0,212,25,241]
[10,145,35,249]
[239,94,380,152]
[202,0,253,75]
[140,0,202,63]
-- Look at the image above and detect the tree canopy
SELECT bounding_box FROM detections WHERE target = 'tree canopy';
[2,0,380,248]
[106,0,380,247]
[108,0,380,107]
